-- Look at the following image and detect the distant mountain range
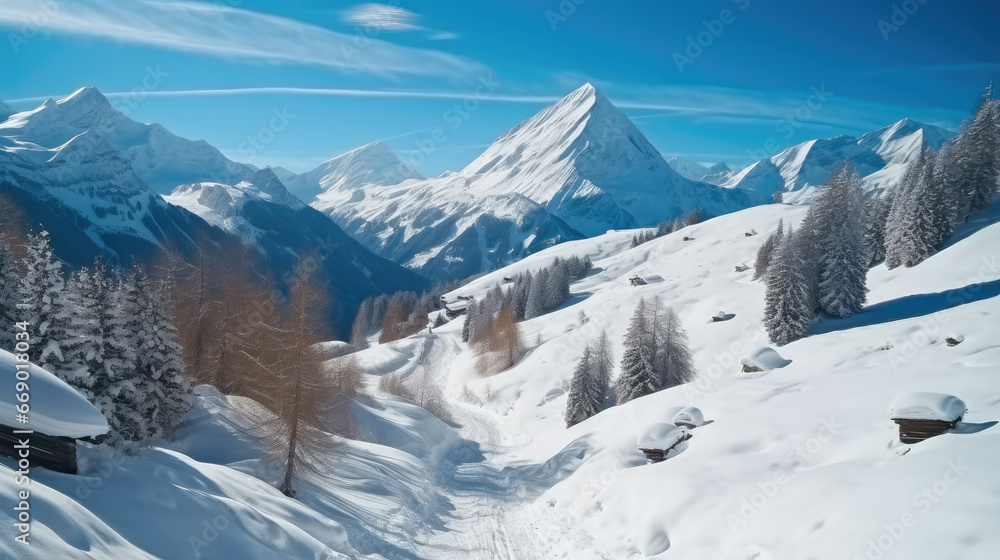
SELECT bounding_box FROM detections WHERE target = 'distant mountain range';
[0,84,956,289]
[667,118,954,203]
[0,88,427,334]
[289,84,762,282]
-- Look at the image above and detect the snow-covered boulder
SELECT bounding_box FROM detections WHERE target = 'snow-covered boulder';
[672,407,705,429]
[0,349,108,438]
[740,346,791,372]
[889,392,966,422]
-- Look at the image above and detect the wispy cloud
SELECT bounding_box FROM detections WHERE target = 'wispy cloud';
[341,3,458,40]
[0,0,480,78]
[6,85,554,106]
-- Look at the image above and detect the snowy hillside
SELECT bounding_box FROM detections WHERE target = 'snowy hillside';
[411,197,1000,559]
[286,140,424,201]
[3,193,997,559]
[312,84,761,282]
[0,88,255,193]
[722,119,954,202]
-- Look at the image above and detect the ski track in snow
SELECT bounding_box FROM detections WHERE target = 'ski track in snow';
[406,334,550,560]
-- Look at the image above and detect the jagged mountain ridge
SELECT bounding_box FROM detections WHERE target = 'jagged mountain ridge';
[718,118,954,202]
[0,87,256,194]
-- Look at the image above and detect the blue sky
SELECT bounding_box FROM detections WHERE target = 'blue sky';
[1,0,998,175]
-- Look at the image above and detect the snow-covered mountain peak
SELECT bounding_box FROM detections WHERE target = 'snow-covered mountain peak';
[42,86,123,130]
[238,167,305,210]
[708,161,730,173]
[458,82,677,206]
[285,139,423,200]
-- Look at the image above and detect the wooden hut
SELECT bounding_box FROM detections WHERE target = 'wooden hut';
[889,392,966,444]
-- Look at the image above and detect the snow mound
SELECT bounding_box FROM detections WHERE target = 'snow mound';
[637,423,689,450]
[740,347,791,372]
[0,349,108,438]
[889,392,967,422]
[672,407,705,428]
[642,526,671,556]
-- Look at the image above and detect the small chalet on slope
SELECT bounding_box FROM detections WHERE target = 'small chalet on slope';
[0,349,109,474]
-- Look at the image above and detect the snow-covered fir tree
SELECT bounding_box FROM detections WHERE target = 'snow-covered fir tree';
[565,345,594,427]
[885,150,943,268]
[130,263,194,442]
[816,167,869,318]
[616,299,657,404]
[863,191,892,267]
[763,228,816,345]
[67,259,130,405]
[0,235,19,351]
[651,302,695,389]
[959,88,1000,218]
[565,328,614,427]
[752,219,784,281]
[19,230,79,375]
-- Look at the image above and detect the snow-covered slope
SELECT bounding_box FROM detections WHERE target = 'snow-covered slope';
[723,119,954,203]
[165,168,429,332]
[0,87,255,193]
[411,195,1000,559]
[285,140,423,201]
[312,84,761,282]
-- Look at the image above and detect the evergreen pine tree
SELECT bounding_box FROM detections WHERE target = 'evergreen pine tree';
[863,191,891,267]
[963,90,1000,216]
[616,299,656,404]
[19,230,79,376]
[0,235,19,351]
[816,167,869,317]
[753,219,784,281]
[565,344,593,427]
[656,306,695,388]
[131,263,193,442]
[763,228,815,345]
[885,151,943,268]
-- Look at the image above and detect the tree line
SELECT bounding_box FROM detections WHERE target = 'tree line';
[630,208,706,248]
[757,85,1000,345]
[0,230,192,450]
[0,215,365,497]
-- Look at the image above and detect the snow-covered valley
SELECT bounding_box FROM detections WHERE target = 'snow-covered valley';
[3,195,998,559]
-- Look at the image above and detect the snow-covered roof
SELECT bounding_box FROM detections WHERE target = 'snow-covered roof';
[0,350,109,438]
[636,423,689,450]
[740,347,792,371]
[889,392,967,422]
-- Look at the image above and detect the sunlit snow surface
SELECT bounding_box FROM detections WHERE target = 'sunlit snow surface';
[2,198,998,559]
